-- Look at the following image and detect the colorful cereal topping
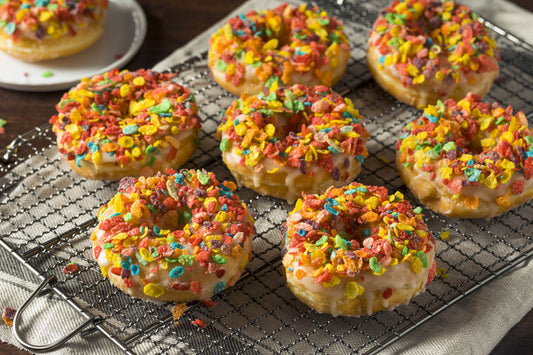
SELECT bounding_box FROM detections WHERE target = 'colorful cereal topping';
[209,3,349,87]
[50,69,200,170]
[2,306,16,326]
[217,83,369,179]
[0,0,108,41]
[62,262,79,273]
[172,303,187,324]
[369,0,500,87]
[92,169,255,299]
[396,93,533,207]
[283,183,435,291]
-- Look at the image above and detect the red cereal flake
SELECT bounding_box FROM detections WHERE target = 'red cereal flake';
[512,180,524,195]
[201,299,217,308]
[382,288,393,299]
[191,319,206,327]
[190,280,202,294]
[62,263,79,274]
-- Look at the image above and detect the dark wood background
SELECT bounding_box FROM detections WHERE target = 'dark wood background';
[0,0,530,353]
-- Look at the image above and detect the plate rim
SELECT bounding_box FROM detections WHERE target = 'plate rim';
[0,0,147,92]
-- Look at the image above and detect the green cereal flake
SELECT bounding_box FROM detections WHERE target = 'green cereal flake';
[369,257,381,273]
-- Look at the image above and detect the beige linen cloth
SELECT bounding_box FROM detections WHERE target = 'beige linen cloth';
[0,0,532,354]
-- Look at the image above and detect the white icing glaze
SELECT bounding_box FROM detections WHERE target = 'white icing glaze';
[285,249,435,316]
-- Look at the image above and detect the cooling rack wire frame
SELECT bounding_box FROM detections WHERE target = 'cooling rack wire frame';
[1,0,532,354]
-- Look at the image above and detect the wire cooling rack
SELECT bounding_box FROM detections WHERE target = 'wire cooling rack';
[1,0,533,354]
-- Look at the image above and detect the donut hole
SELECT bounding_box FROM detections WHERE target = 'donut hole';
[272,112,308,142]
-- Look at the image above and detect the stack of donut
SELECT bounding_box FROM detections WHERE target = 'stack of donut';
[0,0,108,61]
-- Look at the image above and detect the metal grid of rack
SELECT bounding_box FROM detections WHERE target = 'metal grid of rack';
[1,0,532,353]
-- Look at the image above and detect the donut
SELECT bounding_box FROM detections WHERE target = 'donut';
[208,3,350,96]
[91,169,255,302]
[396,93,533,218]
[282,182,437,316]
[0,0,108,62]
[216,83,369,203]
[49,68,201,180]
[367,0,500,108]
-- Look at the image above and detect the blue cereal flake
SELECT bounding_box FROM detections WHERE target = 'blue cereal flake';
[169,266,185,278]
[324,203,339,215]
[355,186,368,193]
[424,112,439,123]
[214,281,226,294]
[465,168,481,182]
[75,153,87,167]
[130,264,140,276]
[123,124,139,135]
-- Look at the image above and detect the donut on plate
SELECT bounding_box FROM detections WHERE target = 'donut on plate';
[216,83,369,203]
[367,0,500,108]
[282,182,437,316]
[91,169,255,302]
[208,3,350,96]
[0,0,108,62]
[50,68,201,180]
[396,93,533,218]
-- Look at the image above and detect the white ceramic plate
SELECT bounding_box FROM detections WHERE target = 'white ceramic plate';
[0,0,147,92]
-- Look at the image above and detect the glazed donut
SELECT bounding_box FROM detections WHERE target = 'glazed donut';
[216,83,369,203]
[282,183,437,316]
[367,0,500,108]
[396,93,533,218]
[91,169,255,302]
[50,68,201,181]
[0,0,108,62]
[208,3,350,96]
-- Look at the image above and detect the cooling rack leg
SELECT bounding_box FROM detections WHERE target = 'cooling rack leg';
[12,275,103,352]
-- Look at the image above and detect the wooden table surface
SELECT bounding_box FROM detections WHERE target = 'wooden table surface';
[0,0,531,354]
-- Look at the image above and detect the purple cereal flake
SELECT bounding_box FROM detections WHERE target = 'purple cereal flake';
[345,251,356,259]
[210,240,223,249]
[299,159,307,174]
[509,153,519,165]
[516,147,525,160]
[119,177,137,191]
[344,158,350,169]
[121,269,131,279]
[150,194,159,206]
[302,218,319,230]
[331,167,340,181]
[446,150,457,160]
[195,189,206,197]
[428,16,442,29]
[2,307,16,320]
[412,57,424,69]
[157,203,167,213]
[443,75,454,86]
[423,66,437,78]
